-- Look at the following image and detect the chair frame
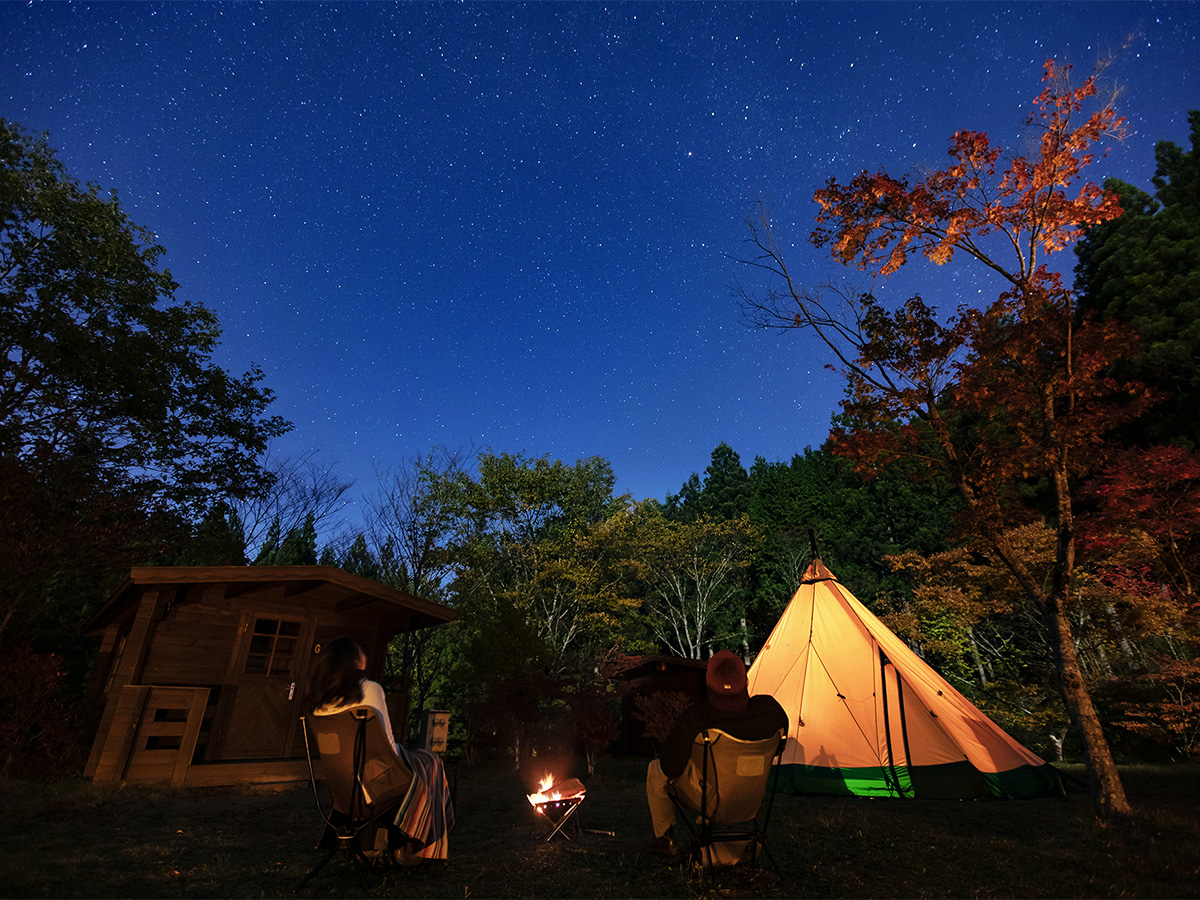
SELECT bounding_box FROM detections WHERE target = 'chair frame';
[293,708,412,892]
[667,726,786,877]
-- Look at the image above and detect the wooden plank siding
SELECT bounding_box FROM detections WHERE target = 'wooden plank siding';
[140,608,240,685]
[182,757,320,788]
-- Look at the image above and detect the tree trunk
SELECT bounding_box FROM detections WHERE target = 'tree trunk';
[1049,726,1069,763]
[963,509,1133,819]
[1043,594,1132,818]
[966,626,988,687]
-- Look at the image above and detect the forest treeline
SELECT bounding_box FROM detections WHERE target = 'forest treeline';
[1,71,1197,813]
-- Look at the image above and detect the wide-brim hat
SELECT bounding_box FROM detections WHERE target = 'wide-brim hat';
[706,650,749,712]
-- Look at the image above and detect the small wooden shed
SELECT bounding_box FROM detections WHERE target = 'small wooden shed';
[616,654,707,755]
[82,565,455,787]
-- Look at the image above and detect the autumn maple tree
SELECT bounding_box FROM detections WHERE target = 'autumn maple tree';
[742,61,1146,817]
[1081,445,1200,604]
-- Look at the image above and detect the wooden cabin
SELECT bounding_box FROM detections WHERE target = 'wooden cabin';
[83,566,455,787]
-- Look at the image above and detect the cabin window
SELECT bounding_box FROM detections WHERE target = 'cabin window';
[243,617,302,676]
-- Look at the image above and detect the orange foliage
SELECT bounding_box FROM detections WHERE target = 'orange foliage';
[1111,657,1200,761]
[812,61,1125,280]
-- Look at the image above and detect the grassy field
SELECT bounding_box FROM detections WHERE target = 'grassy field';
[2,758,1199,899]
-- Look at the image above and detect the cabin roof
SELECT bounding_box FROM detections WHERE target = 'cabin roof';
[86,565,456,634]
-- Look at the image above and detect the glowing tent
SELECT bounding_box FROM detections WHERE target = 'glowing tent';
[747,559,1059,799]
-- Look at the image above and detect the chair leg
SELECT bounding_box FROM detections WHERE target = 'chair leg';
[757,833,782,877]
[292,844,339,893]
[292,831,373,893]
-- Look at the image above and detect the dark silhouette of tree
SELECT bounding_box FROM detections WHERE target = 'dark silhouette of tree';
[1074,110,1200,445]
[1,120,289,642]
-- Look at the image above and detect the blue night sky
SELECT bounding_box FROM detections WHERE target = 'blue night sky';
[3,2,1197,525]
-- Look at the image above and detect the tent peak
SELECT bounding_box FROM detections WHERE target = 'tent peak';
[802,558,836,583]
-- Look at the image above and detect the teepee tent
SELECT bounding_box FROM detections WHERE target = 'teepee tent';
[747,559,1059,800]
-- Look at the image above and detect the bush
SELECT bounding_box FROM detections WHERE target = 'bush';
[0,643,91,782]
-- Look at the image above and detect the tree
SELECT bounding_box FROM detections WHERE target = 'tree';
[563,659,622,775]
[620,503,758,659]
[1080,445,1200,606]
[235,450,351,563]
[742,61,1140,817]
[365,447,470,599]
[447,451,630,663]
[700,442,752,521]
[0,450,145,640]
[746,445,958,621]
[665,443,752,523]
[663,472,704,522]
[0,120,290,517]
[424,451,635,764]
[1074,110,1200,445]
[160,502,248,566]
[362,449,476,734]
[254,513,318,565]
[1,121,289,643]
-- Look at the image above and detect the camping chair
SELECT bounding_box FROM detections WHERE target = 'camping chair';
[667,727,787,876]
[293,708,415,892]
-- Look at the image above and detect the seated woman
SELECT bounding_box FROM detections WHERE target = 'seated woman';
[308,636,454,862]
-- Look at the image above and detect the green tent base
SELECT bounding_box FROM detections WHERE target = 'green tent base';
[770,760,1061,800]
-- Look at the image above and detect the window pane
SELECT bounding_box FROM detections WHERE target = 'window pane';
[248,634,272,655]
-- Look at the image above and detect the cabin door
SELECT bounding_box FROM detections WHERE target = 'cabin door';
[218,613,315,759]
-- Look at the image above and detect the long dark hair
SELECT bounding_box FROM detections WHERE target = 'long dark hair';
[306,636,366,713]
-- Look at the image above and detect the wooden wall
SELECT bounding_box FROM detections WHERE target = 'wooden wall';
[86,574,426,785]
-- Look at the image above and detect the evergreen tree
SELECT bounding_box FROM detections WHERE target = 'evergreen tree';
[253,514,317,565]
[1075,109,1200,445]
[339,533,378,579]
[664,443,751,523]
[663,472,703,522]
[701,442,752,521]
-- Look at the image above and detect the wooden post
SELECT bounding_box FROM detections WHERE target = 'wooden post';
[84,589,169,782]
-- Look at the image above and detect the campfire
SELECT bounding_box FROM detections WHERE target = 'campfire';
[527,773,586,808]
[527,774,586,841]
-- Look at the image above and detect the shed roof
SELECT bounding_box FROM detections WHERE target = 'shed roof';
[86,565,455,634]
[615,654,707,680]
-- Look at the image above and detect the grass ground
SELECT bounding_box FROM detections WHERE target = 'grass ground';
[2,758,1199,899]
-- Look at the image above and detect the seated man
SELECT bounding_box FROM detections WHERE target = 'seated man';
[645,650,788,855]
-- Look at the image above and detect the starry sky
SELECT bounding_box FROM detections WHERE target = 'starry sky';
[3,2,1198,528]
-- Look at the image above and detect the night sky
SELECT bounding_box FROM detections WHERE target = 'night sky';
[3,2,1197,527]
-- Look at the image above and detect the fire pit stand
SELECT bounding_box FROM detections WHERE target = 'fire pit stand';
[532,795,584,842]
[527,776,587,843]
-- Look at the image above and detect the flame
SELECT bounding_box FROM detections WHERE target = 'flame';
[527,773,561,808]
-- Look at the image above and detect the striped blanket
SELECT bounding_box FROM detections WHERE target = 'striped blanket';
[392,746,455,859]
